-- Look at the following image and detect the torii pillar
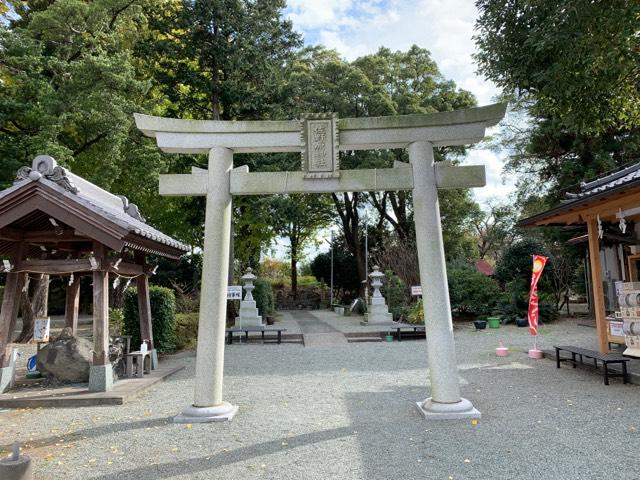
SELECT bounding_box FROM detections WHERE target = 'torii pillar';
[174,147,238,422]
[135,104,506,422]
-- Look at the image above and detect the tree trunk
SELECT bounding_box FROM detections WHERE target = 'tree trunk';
[354,243,366,295]
[16,274,50,343]
[291,241,298,299]
[332,192,366,296]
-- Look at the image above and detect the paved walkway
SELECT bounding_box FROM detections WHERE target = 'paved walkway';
[294,311,349,347]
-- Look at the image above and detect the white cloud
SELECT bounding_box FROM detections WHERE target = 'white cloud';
[286,0,514,204]
[286,0,498,104]
[465,148,516,206]
[286,0,355,30]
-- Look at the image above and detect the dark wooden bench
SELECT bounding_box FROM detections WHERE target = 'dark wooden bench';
[391,323,426,342]
[554,345,630,385]
[226,327,287,345]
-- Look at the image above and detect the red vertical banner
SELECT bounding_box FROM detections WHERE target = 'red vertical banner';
[528,255,548,336]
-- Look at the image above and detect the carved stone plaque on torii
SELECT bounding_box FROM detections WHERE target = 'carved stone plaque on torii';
[135,103,507,423]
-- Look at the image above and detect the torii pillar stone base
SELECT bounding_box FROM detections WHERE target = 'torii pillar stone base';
[173,147,238,423]
[410,141,480,420]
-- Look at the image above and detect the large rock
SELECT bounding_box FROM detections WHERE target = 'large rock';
[37,329,92,383]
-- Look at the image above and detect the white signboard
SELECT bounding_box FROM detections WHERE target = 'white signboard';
[410,285,422,296]
[227,286,243,300]
[610,320,624,337]
[33,317,50,342]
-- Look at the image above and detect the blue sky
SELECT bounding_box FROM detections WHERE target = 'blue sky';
[283,0,516,205]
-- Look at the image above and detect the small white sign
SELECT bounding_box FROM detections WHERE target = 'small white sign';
[227,286,243,300]
[610,320,624,337]
[410,285,422,296]
[33,317,50,342]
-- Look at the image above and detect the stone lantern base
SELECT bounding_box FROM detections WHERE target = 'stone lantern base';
[234,300,263,328]
[362,298,394,325]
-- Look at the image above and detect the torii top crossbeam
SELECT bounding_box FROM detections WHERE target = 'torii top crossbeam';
[135,104,506,196]
[135,103,506,154]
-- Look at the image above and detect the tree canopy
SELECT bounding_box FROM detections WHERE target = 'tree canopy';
[1,1,492,293]
[475,0,640,204]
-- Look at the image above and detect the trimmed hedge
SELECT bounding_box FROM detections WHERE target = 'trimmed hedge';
[253,279,275,318]
[381,271,410,321]
[448,268,500,317]
[175,312,199,351]
[123,286,177,353]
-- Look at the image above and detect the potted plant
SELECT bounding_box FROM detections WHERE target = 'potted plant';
[487,316,501,328]
[473,319,487,330]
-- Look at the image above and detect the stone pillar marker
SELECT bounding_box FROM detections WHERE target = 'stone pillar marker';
[409,140,480,419]
[174,147,239,423]
[235,268,263,328]
[362,266,393,325]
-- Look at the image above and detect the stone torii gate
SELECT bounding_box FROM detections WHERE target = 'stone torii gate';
[135,103,506,423]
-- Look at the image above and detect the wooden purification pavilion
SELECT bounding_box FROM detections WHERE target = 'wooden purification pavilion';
[0,155,188,392]
[520,162,640,353]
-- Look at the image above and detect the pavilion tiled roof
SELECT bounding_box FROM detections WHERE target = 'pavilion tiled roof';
[563,162,640,202]
[0,155,189,257]
[519,161,640,227]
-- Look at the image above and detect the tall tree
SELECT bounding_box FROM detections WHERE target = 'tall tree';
[143,0,301,120]
[471,201,517,261]
[475,0,640,202]
[271,194,333,297]
[0,0,158,186]
[138,0,303,274]
[285,46,482,289]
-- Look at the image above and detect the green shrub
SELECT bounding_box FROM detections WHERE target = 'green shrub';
[174,291,200,314]
[175,312,199,351]
[123,286,177,353]
[448,268,501,317]
[253,279,275,318]
[298,275,321,286]
[109,307,124,335]
[408,298,424,325]
[495,282,559,324]
[381,271,410,321]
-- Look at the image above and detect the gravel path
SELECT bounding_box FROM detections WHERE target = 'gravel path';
[1,315,639,480]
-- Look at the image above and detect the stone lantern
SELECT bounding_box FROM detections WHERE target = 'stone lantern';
[242,268,257,301]
[234,268,263,328]
[362,266,393,325]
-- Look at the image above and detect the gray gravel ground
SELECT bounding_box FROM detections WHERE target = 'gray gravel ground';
[1,316,639,480]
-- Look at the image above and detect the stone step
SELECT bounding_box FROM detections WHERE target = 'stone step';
[347,336,382,343]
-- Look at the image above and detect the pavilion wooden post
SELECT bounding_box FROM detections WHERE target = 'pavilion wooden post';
[0,250,25,366]
[586,217,609,353]
[89,242,113,391]
[0,243,25,392]
[135,251,156,367]
[64,280,80,335]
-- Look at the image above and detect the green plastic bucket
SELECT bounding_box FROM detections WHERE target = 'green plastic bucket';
[487,317,501,329]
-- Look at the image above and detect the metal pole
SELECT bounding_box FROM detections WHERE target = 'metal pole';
[364,211,369,305]
[330,230,334,307]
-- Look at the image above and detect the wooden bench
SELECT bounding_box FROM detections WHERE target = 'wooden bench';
[391,323,426,342]
[226,327,287,345]
[554,345,630,385]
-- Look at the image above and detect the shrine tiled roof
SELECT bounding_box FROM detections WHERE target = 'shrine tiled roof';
[0,155,189,257]
[563,162,640,202]
[519,161,640,227]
